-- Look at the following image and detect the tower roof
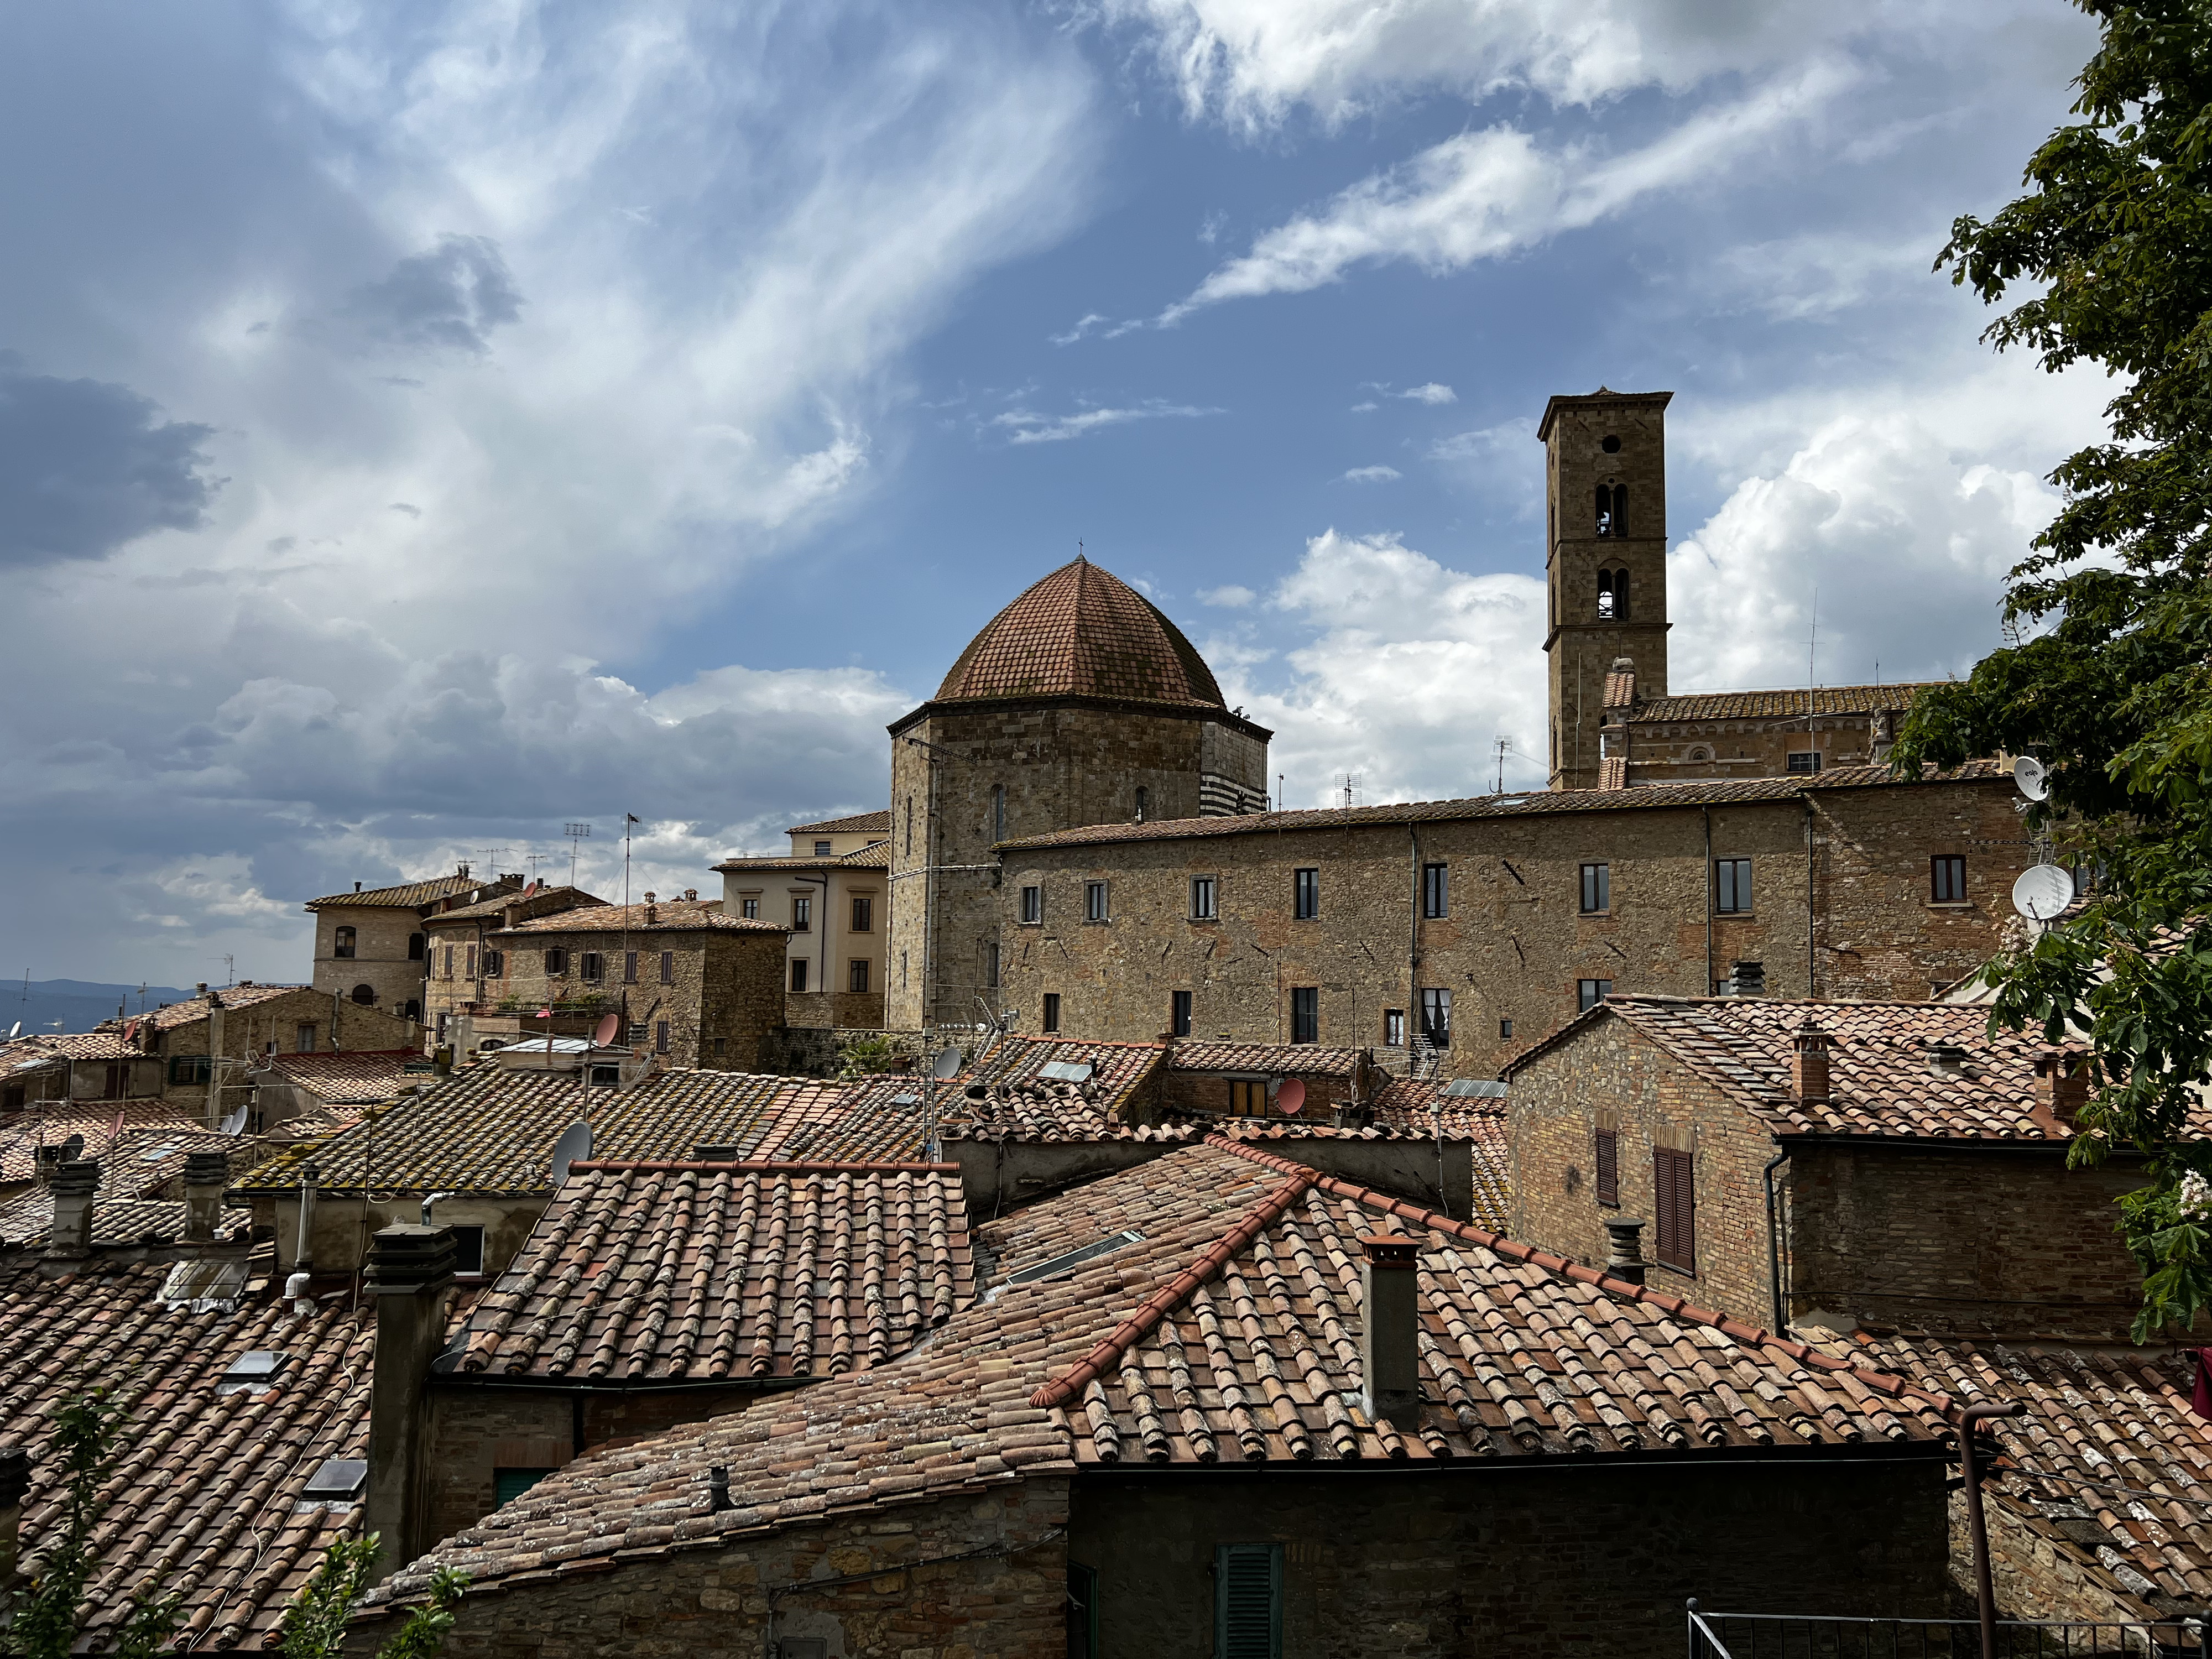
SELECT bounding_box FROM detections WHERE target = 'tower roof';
[931,557,1225,709]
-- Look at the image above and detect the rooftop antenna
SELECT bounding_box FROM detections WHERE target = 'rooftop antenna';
[214,954,235,987]
[1807,587,1819,735]
[525,851,551,881]
[1493,736,1512,795]
[1277,773,1286,813]
[478,847,510,881]
[564,822,592,888]
[1341,774,1358,811]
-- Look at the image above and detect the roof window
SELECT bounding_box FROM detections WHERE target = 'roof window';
[1038,1061,1094,1083]
[1001,1228,1144,1291]
[299,1458,367,1506]
[1442,1078,1508,1099]
[218,1350,289,1394]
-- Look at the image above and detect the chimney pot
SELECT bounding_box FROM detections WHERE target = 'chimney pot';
[196,982,208,995]
[48,1159,98,1255]
[1792,1019,1833,1104]
[183,1150,228,1245]
[1357,1233,1422,1430]
[1601,1217,1648,1286]
[2037,1048,2091,1128]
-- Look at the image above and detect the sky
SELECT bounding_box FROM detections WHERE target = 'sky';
[1,0,2112,987]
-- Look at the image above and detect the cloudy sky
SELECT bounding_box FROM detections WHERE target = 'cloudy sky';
[2,0,2107,985]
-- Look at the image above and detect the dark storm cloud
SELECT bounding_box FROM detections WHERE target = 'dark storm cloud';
[335,234,524,355]
[0,353,220,567]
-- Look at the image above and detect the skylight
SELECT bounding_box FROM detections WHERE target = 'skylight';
[1002,1228,1144,1289]
[1038,1061,1094,1083]
[1442,1079,1509,1099]
[218,1350,289,1394]
[300,1458,367,1504]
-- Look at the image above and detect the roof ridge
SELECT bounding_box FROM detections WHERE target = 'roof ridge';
[1208,1136,1958,1419]
[1027,1156,1314,1408]
[568,1159,959,1175]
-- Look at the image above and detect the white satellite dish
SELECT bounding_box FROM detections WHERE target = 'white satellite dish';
[2011,864,2075,924]
[931,1047,962,1081]
[6,1021,19,1040]
[218,1104,249,1136]
[549,1120,593,1185]
[2013,755,2050,802]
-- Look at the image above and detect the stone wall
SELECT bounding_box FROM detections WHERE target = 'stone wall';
[149,988,418,1123]
[312,905,432,1016]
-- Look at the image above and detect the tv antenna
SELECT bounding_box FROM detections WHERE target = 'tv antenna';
[213,954,235,987]
[1340,774,1359,811]
[564,823,592,886]
[478,847,510,880]
[1493,736,1512,795]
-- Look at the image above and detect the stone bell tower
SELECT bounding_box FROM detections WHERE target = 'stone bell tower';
[1539,388,1672,790]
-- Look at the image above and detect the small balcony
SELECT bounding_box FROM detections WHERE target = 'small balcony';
[1689,1604,2205,1659]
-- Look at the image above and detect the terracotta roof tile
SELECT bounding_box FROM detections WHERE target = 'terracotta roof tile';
[929,559,1227,710]
[1169,1041,1361,1080]
[0,1104,206,1187]
[713,842,891,875]
[304,874,483,910]
[255,1049,419,1107]
[426,885,605,925]
[493,900,784,936]
[3,1032,148,1063]
[786,811,893,836]
[1627,683,1934,723]
[0,1190,253,1248]
[128,984,309,1031]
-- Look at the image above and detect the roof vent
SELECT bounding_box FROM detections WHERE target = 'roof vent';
[694,1143,742,1162]
[1924,1042,1973,1078]
[1000,1228,1144,1291]
[1039,1061,1094,1083]
[299,1458,367,1505]
[218,1351,289,1395]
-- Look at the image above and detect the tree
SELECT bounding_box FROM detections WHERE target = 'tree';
[276,1537,466,1659]
[1895,0,2212,1336]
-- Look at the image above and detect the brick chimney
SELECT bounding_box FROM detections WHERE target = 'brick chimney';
[1792,1019,1833,1104]
[364,1224,457,1581]
[2037,1048,2091,1128]
[182,1149,228,1245]
[643,891,658,925]
[47,1159,98,1255]
[1602,1217,1648,1286]
[0,1442,25,1590]
[1358,1234,1422,1430]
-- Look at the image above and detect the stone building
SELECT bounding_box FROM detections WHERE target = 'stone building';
[714,812,891,1030]
[882,556,1272,1031]
[306,869,521,1019]
[419,883,606,1043]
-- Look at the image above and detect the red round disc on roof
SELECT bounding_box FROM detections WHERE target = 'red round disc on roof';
[1276,1077,1306,1115]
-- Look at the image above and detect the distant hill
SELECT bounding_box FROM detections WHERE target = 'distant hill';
[3,978,202,1037]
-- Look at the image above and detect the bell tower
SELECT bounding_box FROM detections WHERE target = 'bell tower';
[1539,388,1672,790]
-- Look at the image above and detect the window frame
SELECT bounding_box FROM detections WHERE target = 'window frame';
[484,949,504,979]
[1579,862,1610,914]
[791,894,812,932]
[1418,987,1452,1048]
[1227,1079,1267,1117]
[1171,989,1192,1038]
[332,926,356,959]
[295,1023,317,1055]
[1041,992,1061,1034]
[543,947,568,977]
[1421,862,1449,919]
[1931,854,1968,904]
[1578,978,1613,1013]
[655,1020,671,1056]
[659,950,675,986]
[1214,1543,1283,1659]
[1383,1008,1404,1048]
[1290,987,1319,1045]
[848,958,870,994]
[1293,867,1319,921]
[739,897,760,920]
[851,894,873,932]
[1714,858,1753,915]
[579,951,603,984]
[1020,884,1042,925]
[813,839,833,857]
[790,958,808,993]
[1190,875,1218,922]
[1084,880,1110,924]
[1594,1124,1619,1207]
[1653,1145,1696,1273]
[1786,750,1823,775]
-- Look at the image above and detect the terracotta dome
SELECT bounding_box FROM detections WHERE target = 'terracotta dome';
[933,558,1225,709]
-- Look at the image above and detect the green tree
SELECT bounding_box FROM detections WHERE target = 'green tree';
[1896,0,2212,1336]
[276,1537,467,1659]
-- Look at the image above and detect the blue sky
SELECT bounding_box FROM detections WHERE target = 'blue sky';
[1,0,2110,984]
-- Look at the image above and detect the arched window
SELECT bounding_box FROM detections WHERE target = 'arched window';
[1595,483,1613,538]
[1596,569,1616,620]
[350,984,375,1005]
[401,999,421,1020]
[1688,747,1712,763]
[333,925,356,959]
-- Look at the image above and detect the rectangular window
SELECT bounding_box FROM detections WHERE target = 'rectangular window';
[659,951,675,986]
[790,959,808,993]
[493,1468,555,1507]
[1383,1008,1404,1048]
[849,959,870,994]
[1580,862,1610,914]
[1653,1146,1695,1272]
[1215,1543,1282,1659]
[851,895,873,932]
[1499,1017,1514,1040]
[544,947,568,976]
[333,926,356,959]
[1421,862,1449,919]
[450,1225,486,1275]
[1293,867,1319,920]
[168,1055,212,1086]
[465,945,478,979]
[1290,987,1318,1045]
[1067,1563,1099,1659]
[1595,1126,1619,1207]
[580,952,603,983]
[1419,987,1452,1048]
[992,784,1006,843]
[623,950,638,983]
[1085,881,1109,923]
[1714,858,1752,915]
[442,946,454,979]
[655,1020,671,1055]
[1787,750,1823,774]
[1227,1079,1266,1117]
[295,1024,317,1055]
[1191,876,1218,921]
[1042,992,1061,1034]
[740,897,760,920]
[1932,855,1968,903]
[1020,884,1042,925]
[791,895,812,932]
[813,839,832,857]
[1171,989,1192,1038]
[1578,978,1613,1012]
[984,941,999,989]
[484,950,504,979]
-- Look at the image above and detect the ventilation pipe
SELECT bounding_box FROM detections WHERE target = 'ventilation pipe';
[1358,1233,1422,1430]
[1601,1217,1648,1287]
[294,1161,319,1276]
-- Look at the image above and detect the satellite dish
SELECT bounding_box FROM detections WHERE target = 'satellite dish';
[218,1104,249,1136]
[549,1120,593,1185]
[123,1018,140,1045]
[592,1013,621,1048]
[1276,1077,1306,1116]
[932,1047,962,1081]
[59,1133,85,1162]
[6,1021,19,1040]
[521,880,540,897]
[2013,755,2050,802]
[2011,864,2075,924]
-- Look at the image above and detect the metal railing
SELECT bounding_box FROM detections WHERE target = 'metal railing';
[1688,1605,2205,1659]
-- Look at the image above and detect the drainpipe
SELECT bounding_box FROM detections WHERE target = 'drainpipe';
[1407,826,1421,1069]
[1700,805,1715,998]
[1958,1400,2026,1659]
[1762,1147,1791,1333]
[1804,798,1817,997]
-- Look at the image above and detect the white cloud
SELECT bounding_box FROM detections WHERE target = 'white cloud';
[1198,583,1256,607]
[1162,60,1853,321]
[1338,465,1400,483]
[1349,400,1378,413]
[989,401,1222,444]
[1397,382,1455,405]
[1051,311,1112,345]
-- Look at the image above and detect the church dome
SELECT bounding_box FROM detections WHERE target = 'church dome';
[933,558,1226,709]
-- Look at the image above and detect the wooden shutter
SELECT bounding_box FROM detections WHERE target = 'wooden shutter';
[1595,1129,1618,1207]
[1653,1147,1695,1272]
[1215,1543,1281,1659]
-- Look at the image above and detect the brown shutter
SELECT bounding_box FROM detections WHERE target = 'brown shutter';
[1653,1147,1695,1272]
[1595,1129,1619,1207]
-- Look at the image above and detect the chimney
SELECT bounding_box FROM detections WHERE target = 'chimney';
[182,1149,228,1245]
[1792,1019,1833,1104]
[196,982,208,995]
[0,1442,25,1589]
[364,1224,458,1581]
[354,880,362,892]
[643,891,658,925]
[1601,1217,1648,1286]
[1357,1233,1422,1430]
[2037,1048,2091,1128]
[48,1159,98,1255]
[291,1162,320,1275]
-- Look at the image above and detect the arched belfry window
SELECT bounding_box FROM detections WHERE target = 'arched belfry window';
[1597,483,1627,538]
[1595,483,1613,538]
[1614,570,1629,620]
[1596,569,1619,620]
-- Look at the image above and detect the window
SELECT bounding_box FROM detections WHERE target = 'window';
[1594,1125,1619,1207]
[295,1024,317,1054]
[1172,989,1192,1037]
[1596,568,1628,620]
[1215,1543,1282,1659]
[984,941,999,989]
[1714,858,1752,914]
[440,945,453,979]
[1787,750,1822,774]
[1290,987,1318,1045]
[813,839,832,856]
[580,952,603,983]
[1084,881,1109,923]
[851,895,873,932]
[1067,1563,1099,1659]
[659,951,675,985]
[791,895,812,932]
[168,1055,212,1086]
[740,897,759,920]
[450,1225,486,1275]
[351,984,375,1006]
[655,1020,671,1055]
[1383,1008,1404,1048]
[1419,988,1452,1048]
[1499,1017,1514,1040]
[1020,885,1042,924]
[904,797,912,856]
[1227,1079,1267,1116]
[1042,992,1061,1034]
[1596,482,1626,538]
[1134,785,1148,822]
[333,926,356,959]
[494,1468,555,1507]
[401,999,420,1020]
[626,1022,648,1046]
[1293,868,1319,920]
[1601,434,1621,453]
[992,785,1006,843]
[1580,862,1610,913]
[1932,855,1968,903]
[1578,979,1613,1012]
[407,932,426,961]
[1191,876,1218,921]
[1653,1146,1695,1272]
[1421,862,1449,919]
[790,959,808,993]
[544,947,568,975]
[465,945,478,979]
[484,950,503,979]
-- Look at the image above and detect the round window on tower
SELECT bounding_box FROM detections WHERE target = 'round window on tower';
[1601,434,1621,453]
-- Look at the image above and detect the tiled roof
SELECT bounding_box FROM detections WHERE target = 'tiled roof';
[424,885,606,925]
[713,842,891,874]
[1626,682,1933,723]
[1601,665,1636,708]
[1367,1077,1513,1230]
[0,1191,252,1248]
[373,1138,1951,1608]
[0,1104,205,1187]
[939,1036,1168,1134]
[233,1068,922,1196]
[1170,1041,1361,1079]
[1844,1333,2212,1618]
[0,1251,375,1652]
[493,900,785,936]
[995,761,2008,851]
[928,559,1228,711]
[133,983,308,1030]
[3,1032,147,1063]
[786,811,892,836]
[1505,995,2177,1143]
[453,1161,972,1382]
[304,874,482,910]
[258,1049,419,1106]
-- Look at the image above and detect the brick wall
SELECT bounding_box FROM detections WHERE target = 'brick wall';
[353,1478,1071,1659]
